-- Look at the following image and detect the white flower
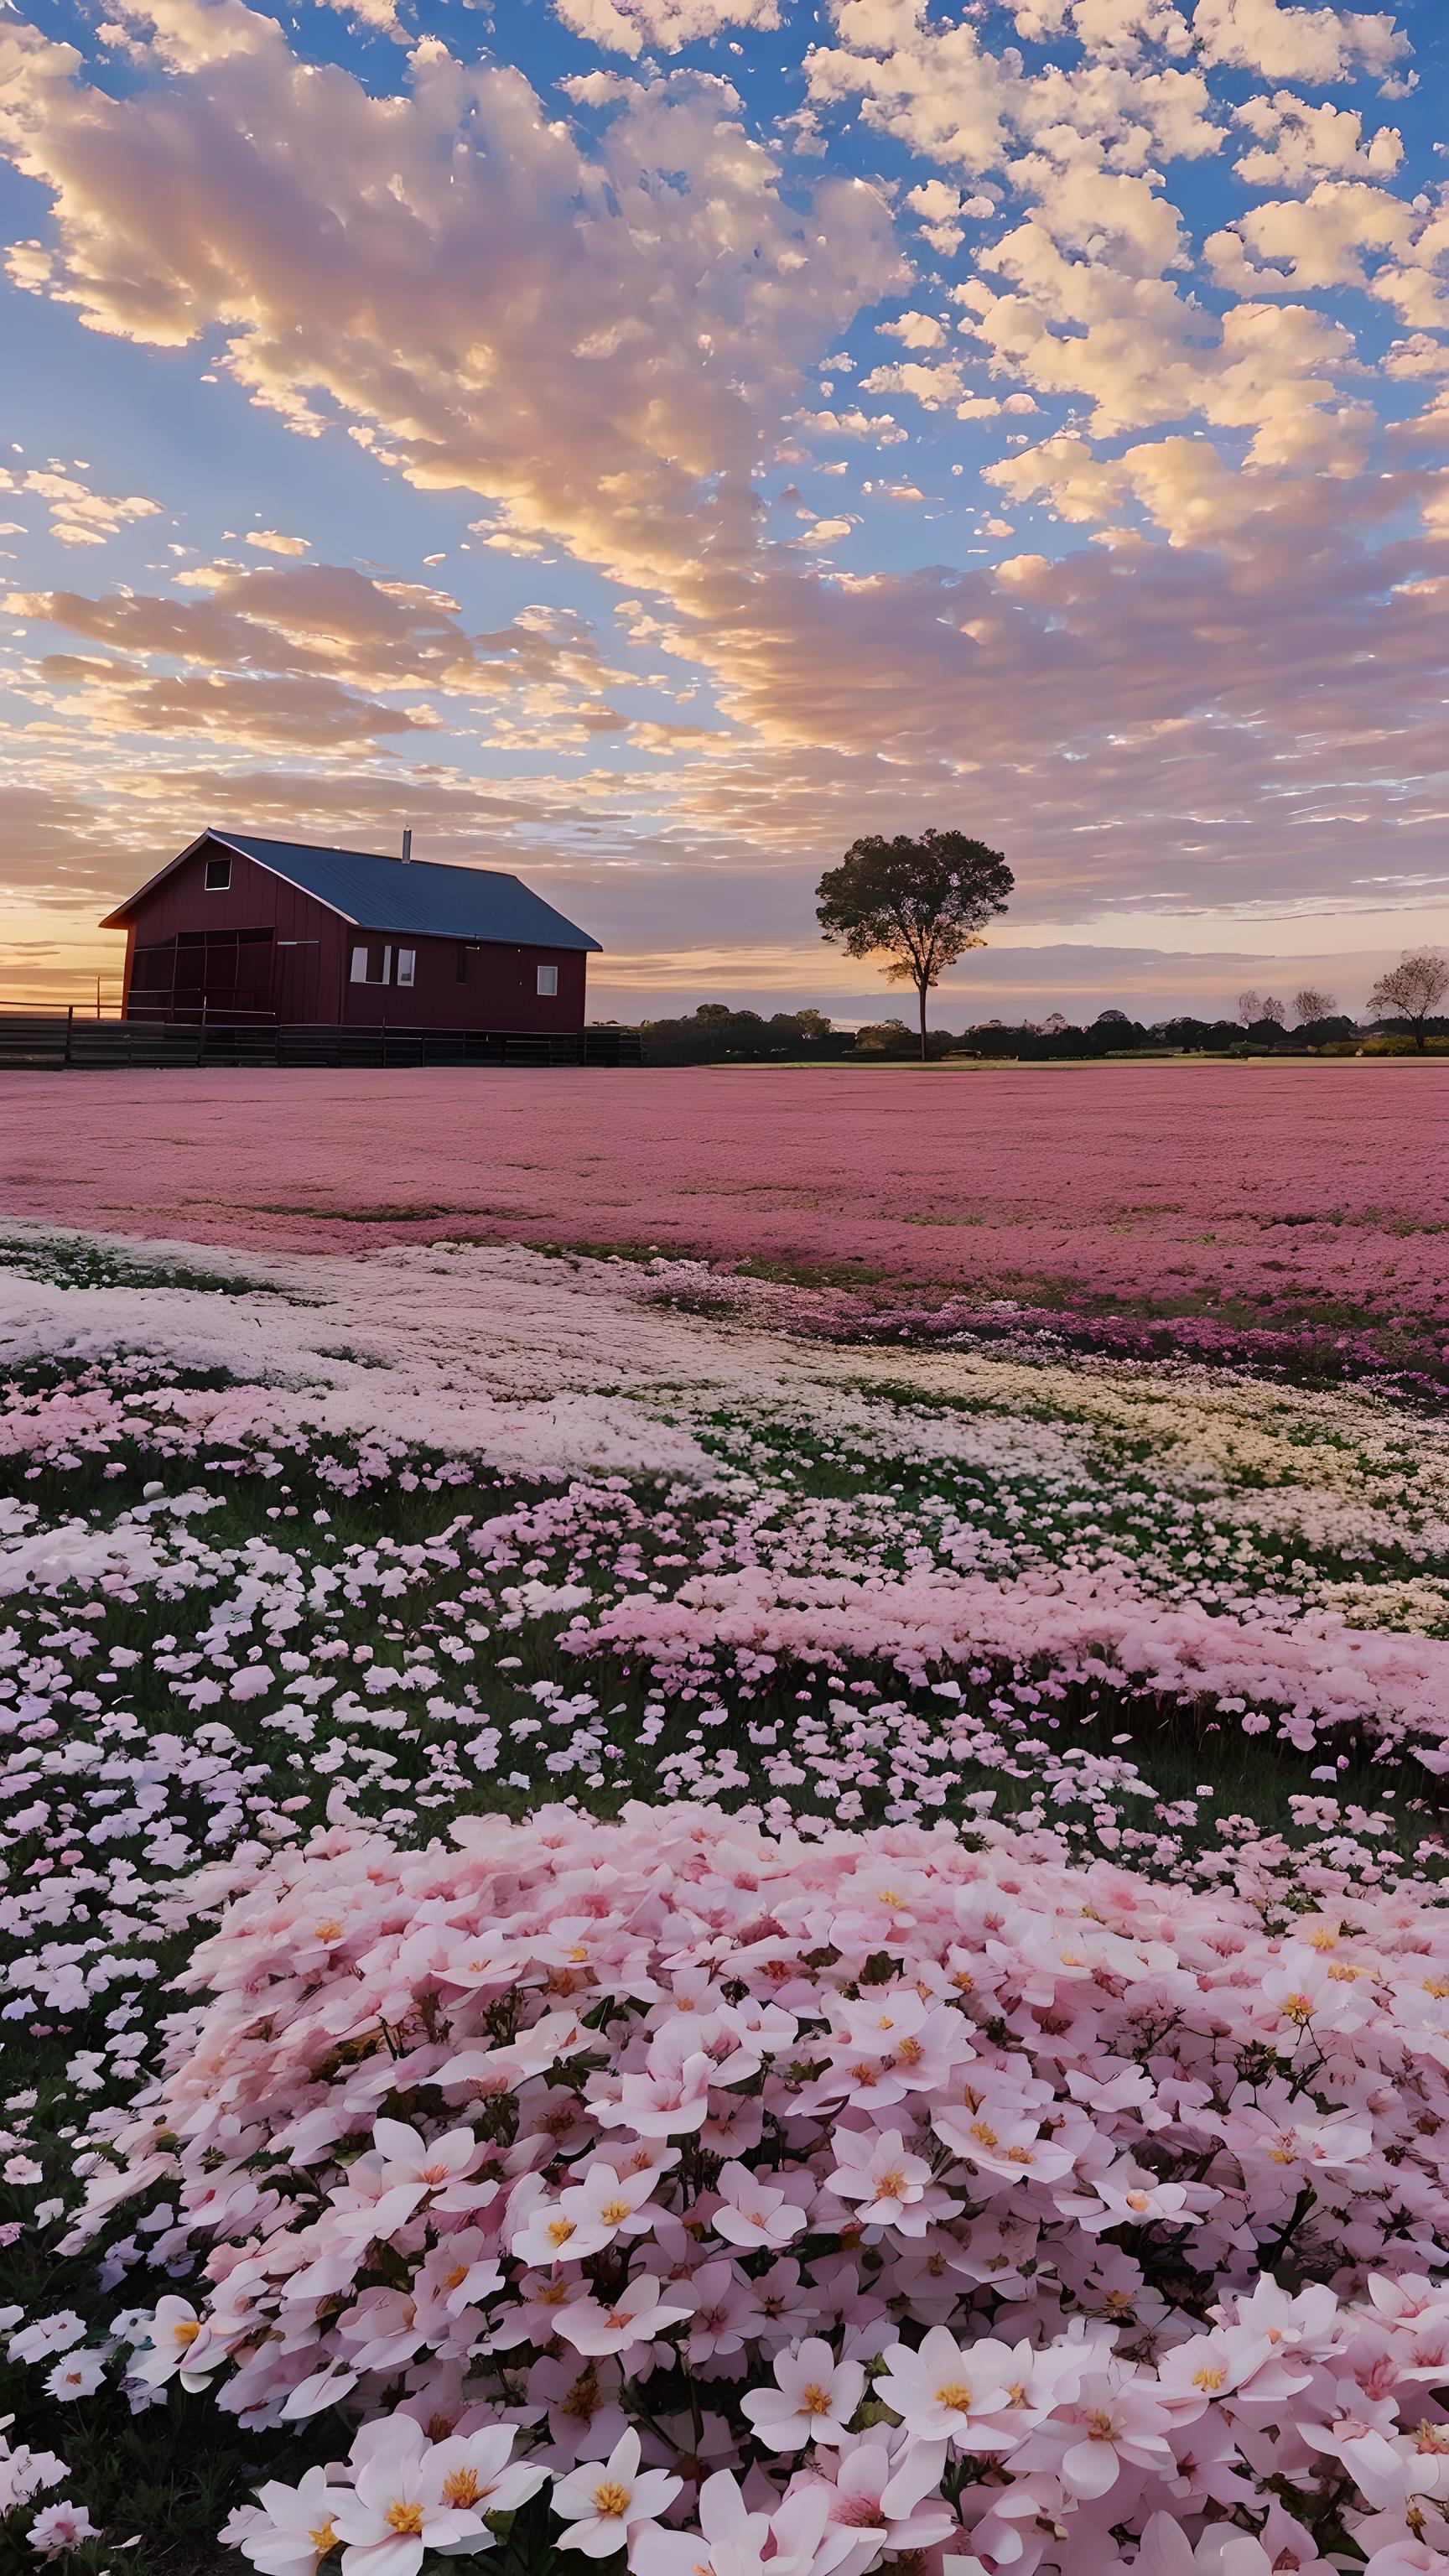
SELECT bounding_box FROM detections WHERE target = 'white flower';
[551,2429,682,2558]
[512,2161,661,2267]
[740,2339,865,2452]
[330,2418,486,2576]
[554,2280,693,2360]
[875,2329,1020,2450]
[712,2163,806,2251]
[8,2314,85,2366]
[44,2350,106,2402]
[423,2425,547,2537]
[28,2502,100,2557]
[132,2297,219,2392]
[224,2464,347,2576]
[632,2472,771,2576]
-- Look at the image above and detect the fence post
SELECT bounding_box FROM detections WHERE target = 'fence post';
[64,1004,74,1067]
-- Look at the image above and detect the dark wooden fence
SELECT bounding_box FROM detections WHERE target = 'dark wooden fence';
[0,1013,643,1071]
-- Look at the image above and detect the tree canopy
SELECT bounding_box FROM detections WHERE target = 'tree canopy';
[816,828,1013,1061]
[1367,950,1449,1051]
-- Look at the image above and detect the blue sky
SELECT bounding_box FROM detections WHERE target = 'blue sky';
[0,0,1446,1023]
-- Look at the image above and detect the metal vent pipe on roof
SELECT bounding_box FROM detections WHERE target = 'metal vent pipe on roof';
[401,828,413,864]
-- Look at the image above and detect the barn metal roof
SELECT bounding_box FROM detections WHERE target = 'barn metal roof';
[101,832,601,952]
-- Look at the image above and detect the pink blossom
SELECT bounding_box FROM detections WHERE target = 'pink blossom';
[27,2502,100,2557]
[551,2429,682,2558]
[740,2340,866,2451]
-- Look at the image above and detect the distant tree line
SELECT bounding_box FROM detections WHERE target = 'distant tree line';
[621,817,1449,1065]
[621,981,1449,1067]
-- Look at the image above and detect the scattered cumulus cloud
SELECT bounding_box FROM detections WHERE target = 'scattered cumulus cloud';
[551,0,780,55]
[0,464,162,546]
[0,0,1443,977]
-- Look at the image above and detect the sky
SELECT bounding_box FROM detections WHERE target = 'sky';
[0,0,1446,1028]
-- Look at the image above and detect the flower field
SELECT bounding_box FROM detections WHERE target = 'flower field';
[0,1098,1447,2576]
[1,1065,1446,1370]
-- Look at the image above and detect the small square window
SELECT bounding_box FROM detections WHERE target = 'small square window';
[396,948,416,988]
[537,962,559,997]
[350,945,370,984]
[204,856,231,891]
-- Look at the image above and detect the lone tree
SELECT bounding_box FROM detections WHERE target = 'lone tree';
[1367,948,1449,1052]
[816,828,1013,1062]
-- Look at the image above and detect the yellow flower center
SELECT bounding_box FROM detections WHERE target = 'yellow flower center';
[801,2384,834,2416]
[443,2470,483,2507]
[173,2319,202,2348]
[387,2503,426,2536]
[593,2483,631,2518]
[308,2521,338,2556]
[877,2168,907,2199]
[969,2121,999,2149]
[1124,2191,1150,2212]
[1282,1994,1313,2022]
[1192,2366,1226,2392]
[599,2199,631,2226]
[894,2037,923,2065]
[934,2382,974,2412]
[444,2264,469,2289]
[548,2218,577,2247]
[313,1920,344,1943]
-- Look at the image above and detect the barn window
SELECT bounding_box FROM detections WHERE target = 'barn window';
[205,855,231,891]
[396,949,416,988]
[537,962,559,997]
[350,943,391,984]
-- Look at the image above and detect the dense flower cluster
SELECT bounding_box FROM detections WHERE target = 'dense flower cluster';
[86,1805,1449,2576]
[3,1221,1448,2569]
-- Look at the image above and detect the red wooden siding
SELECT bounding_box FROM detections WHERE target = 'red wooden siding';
[116,842,589,1033]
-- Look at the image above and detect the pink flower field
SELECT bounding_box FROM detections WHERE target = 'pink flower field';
[3,1062,1449,2576]
[3,1062,1447,1333]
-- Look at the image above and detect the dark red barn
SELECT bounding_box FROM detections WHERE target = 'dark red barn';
[101,830,601,1033]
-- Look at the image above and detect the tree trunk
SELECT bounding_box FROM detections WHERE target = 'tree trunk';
[918,978,928,1063]
[1415,1024,1426,1052]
